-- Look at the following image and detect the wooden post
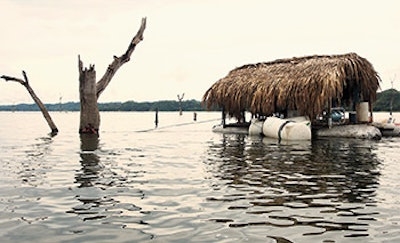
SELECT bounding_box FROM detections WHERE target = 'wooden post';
[155,108,159,128]
[369,101,374,123]
[327,98,332,128]
[222,107,226,128]
[1,71,58,136]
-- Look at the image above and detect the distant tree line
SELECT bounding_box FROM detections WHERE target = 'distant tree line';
[1,89,399,112]
[0,99,208,112]
[374,89,400,111]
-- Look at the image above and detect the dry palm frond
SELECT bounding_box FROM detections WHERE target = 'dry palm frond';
[202,53,380,120]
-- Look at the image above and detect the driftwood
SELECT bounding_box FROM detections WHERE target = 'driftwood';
[78,17,146,134]
[1,71,59,136]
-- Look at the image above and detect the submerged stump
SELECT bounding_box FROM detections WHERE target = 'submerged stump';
[79,62,100,134]
[78,17,146,134]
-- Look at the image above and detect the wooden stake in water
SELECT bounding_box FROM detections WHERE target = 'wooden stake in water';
[155,108,159,128]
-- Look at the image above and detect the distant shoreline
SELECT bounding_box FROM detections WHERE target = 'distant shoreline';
[0,99,209,112]
[0,89,398,112]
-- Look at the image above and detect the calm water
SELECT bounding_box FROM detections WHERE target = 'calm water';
[0,111,399,242]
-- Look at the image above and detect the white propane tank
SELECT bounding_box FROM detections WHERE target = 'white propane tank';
[248,119,264,136]
[262,116,311,141]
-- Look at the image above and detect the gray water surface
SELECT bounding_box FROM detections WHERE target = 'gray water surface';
[0,111,399,242]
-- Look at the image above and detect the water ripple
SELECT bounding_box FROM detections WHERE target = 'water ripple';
[1,112,400,242]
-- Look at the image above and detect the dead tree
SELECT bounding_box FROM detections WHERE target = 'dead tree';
[78,17,146,134]
[177,93,184,116]
[1,71,59,136]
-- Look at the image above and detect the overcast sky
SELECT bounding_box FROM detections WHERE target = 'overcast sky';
[1,0,399,105]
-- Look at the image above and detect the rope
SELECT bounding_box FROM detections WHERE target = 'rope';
[135,118,221,132]
[278,120,292,142]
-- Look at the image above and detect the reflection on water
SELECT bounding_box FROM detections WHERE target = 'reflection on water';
[76,134,101,188]
[205,134,381,240]
[18,136,54,187]
[1,112,399,242]
[69,134,147,229]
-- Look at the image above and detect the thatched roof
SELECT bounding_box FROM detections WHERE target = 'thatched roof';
[202,53,380,119]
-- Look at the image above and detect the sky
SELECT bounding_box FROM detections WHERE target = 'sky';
[1,0,399,105]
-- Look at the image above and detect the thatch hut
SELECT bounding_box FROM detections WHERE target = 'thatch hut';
[202,53,380,124]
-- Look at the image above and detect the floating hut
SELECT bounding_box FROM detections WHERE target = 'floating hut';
[202,53,382,140]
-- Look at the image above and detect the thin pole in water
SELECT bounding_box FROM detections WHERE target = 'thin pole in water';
[155,108,159,128]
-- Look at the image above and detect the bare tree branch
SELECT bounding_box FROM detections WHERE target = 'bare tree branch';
[1,71,58,135]
[0,75,25,85]
[96,17,147,98]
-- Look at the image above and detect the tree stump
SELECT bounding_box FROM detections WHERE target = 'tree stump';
[79,63,100,134]
[78,17,146,134]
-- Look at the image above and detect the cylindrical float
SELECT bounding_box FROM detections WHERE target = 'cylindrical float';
[356,102,369,123]
[287,116,309,122]
[249,119,264,136]
[262,116,311,140]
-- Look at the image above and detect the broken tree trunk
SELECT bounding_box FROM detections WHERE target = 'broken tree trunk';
[1,71,59,136]
[78,17,146,134]
[78,62,100,134]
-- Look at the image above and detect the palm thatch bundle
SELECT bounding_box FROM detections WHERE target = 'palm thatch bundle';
[202,52,380,120]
